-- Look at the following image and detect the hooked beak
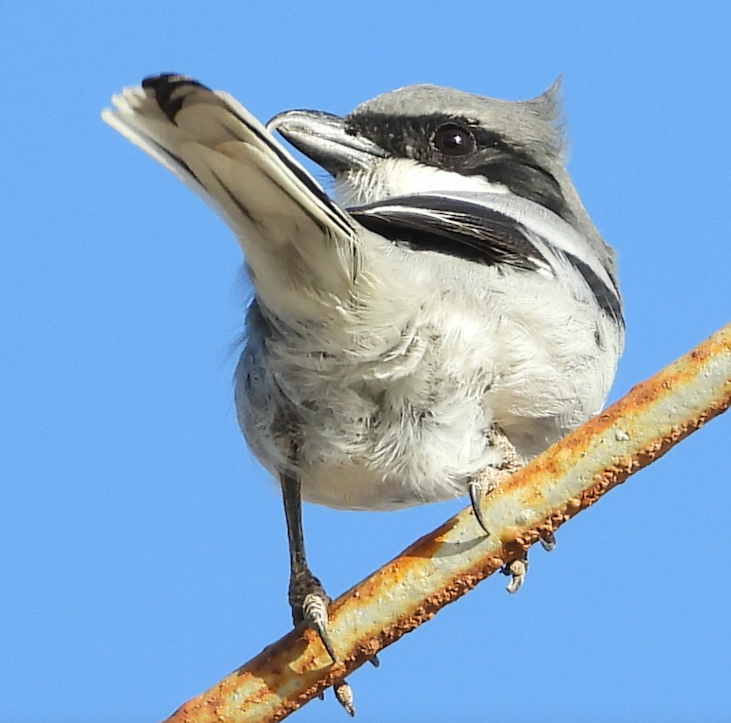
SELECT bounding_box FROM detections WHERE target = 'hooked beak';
[267,110,386,175]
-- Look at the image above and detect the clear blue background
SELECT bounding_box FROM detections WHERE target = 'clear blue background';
[2,2,730,722]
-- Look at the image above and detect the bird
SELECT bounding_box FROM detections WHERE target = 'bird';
[102,74,624,713]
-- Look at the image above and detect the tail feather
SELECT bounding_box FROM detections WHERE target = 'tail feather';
[102,85,202,194]
[102,75,358,315]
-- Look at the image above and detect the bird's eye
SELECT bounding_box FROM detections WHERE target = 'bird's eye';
[432,124,475,156]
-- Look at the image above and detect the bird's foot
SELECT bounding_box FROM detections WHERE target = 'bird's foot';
[503,555,528,594]
[290,570,365,716]
[539,531,557,552]
[290,570,337,662]
[333,680,356,717]
[469,429,527,535]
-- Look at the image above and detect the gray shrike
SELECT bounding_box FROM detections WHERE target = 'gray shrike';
[103,74,623,709]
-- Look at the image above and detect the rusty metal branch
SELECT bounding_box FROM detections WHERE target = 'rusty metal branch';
[162,321,731,723]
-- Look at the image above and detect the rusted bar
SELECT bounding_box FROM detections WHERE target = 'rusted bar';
[162,321,731,723]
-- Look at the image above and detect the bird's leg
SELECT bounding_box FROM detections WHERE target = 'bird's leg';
[281,470,361,716]
[280,469,337,662]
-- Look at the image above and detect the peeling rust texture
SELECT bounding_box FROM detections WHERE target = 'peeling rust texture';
[161,322,731,723]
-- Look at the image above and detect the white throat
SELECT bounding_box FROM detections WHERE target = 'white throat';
[333,157,509,207]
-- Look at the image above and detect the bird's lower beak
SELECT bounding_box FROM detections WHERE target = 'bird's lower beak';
[267,110,386,175]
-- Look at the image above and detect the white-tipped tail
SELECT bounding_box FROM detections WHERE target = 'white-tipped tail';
[102,75,358,316]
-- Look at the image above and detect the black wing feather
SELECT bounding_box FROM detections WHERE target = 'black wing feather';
[349,195,545,271]
[349,195,623,323]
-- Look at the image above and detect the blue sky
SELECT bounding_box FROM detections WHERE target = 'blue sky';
[2,2,730,722]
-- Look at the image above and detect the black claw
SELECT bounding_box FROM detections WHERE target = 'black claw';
[314,620,338,663]
[468,480,491,536]
[369,654,380,667]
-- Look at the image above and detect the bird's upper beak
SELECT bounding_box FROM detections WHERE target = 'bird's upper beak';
[267,110,386,175]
